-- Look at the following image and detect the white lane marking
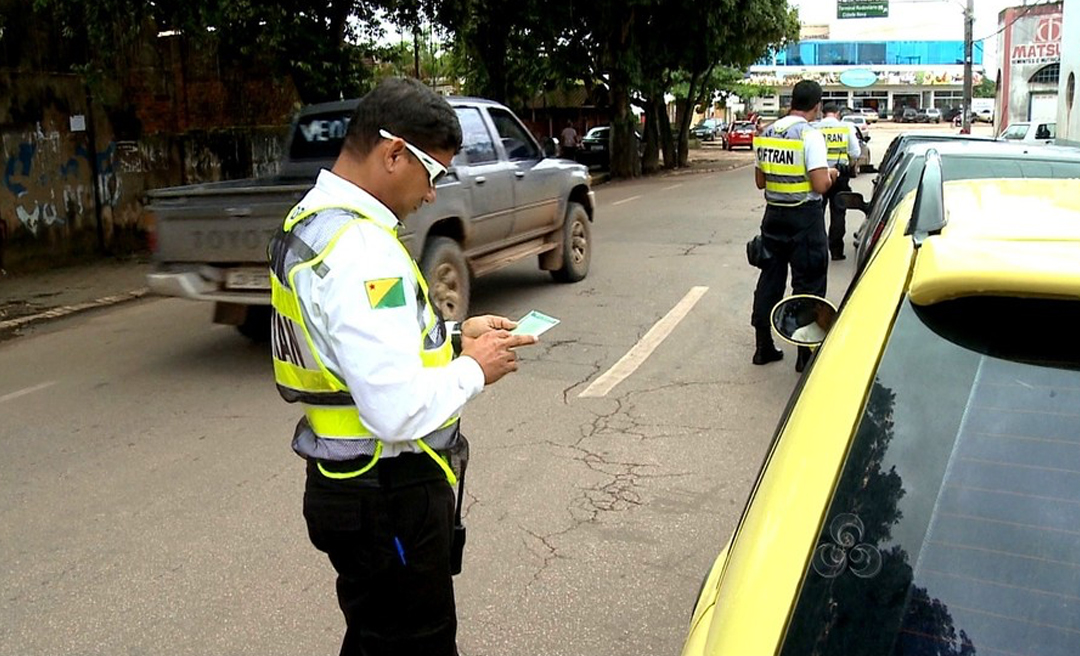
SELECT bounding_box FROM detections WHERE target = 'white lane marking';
[0,381,57,404]
[662,183,684,191]
[579,286,709,398]
[611,195,642,206]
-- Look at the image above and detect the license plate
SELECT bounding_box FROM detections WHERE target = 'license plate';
[224,267,271,290]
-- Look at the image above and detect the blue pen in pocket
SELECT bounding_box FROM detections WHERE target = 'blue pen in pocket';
[393,536,407,566]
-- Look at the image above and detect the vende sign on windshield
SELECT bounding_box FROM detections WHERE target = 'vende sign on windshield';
[1011,14,1062,65]
[838,0,888,19]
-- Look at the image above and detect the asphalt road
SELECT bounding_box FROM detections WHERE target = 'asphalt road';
[0,128,913,655]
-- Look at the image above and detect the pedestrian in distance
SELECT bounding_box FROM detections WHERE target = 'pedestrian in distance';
[559,120,580,161]
[268,77,536,656]
[749,79,838,373]
[811,103,861,261]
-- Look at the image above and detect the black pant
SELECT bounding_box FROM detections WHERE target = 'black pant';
[304,455,458,656]
[751,202,828,329]
[823,173,852,257]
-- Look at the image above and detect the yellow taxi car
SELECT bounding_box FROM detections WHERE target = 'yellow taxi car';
[682,151,1080,656]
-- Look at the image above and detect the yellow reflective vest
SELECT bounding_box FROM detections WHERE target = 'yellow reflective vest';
[269,204,458,484]
[754,116,818,206]
[818,125,851,167]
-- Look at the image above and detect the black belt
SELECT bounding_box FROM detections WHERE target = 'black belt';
[308,451,450,489]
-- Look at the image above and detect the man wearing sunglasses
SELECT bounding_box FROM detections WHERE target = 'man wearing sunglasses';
[269,77,536,656]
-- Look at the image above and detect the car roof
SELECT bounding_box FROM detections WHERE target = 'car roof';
[905,139,1079,158]
[908,178,1080,305]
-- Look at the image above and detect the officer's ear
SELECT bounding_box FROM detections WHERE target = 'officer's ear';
[380,136,408,175]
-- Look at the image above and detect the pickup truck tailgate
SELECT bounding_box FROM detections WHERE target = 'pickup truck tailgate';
[149,183,308,263]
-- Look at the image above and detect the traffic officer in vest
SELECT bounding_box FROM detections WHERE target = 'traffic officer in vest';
[812,103,862,260]
[750,80,838,373]
[268,77,536,656]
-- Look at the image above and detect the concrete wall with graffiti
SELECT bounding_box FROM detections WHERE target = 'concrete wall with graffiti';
[1,73,289,272]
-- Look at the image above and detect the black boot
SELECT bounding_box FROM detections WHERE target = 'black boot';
[753,326,784,365]
[795,346,812,373]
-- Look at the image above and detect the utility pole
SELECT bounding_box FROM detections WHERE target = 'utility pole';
[962,0,974,133]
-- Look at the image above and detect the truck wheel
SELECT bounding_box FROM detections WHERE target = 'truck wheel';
[237,305,271,342]
[551,202,591,283]
[421,236,470,322]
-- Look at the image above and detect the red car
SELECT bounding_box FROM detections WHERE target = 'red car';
[722,121,756,150]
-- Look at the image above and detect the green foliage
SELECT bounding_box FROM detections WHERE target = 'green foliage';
[973,76,996,99]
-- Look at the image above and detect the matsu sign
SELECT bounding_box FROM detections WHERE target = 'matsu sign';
[1011,14,1062,66]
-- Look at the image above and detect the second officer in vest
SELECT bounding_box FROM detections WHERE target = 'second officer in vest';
[750,80,838,373]
[812,103,862,260]
[269,78,536,656]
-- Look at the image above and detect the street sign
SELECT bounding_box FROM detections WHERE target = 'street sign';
[838,0,888,19]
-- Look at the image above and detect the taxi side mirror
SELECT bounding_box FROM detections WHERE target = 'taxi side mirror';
[836,191,869,213]
[771,295,838,347]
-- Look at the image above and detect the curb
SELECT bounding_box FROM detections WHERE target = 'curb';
[0,288,149,336]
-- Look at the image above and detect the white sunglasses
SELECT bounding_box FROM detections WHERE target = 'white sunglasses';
[379,129,448,187]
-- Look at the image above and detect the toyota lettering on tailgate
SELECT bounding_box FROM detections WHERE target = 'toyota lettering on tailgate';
[191,229,277,251]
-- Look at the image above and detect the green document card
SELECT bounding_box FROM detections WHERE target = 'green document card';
[510,310,560,337]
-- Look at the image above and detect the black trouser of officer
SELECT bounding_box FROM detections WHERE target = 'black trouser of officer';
[751,202,829,363]
[304,453,458,656]
[822,168,852,258]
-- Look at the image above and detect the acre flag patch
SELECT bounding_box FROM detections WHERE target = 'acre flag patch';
[365,277,407,309]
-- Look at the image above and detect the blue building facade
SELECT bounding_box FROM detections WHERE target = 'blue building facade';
[747,39,988,119]
[759,41,983,68]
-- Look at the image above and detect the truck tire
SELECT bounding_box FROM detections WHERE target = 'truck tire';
[551,202,591,283]
[421,236,470,322]
[237,305,271,342]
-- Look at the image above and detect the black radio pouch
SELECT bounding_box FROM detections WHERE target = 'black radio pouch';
[450,474,466,576]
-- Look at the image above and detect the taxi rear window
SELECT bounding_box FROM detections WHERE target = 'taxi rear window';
[780,297,1080,656]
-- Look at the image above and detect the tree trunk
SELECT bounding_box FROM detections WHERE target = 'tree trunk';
[677,69,701,168]
[609,75,639,179]
[655,95,676,170]
[641,98,660,174]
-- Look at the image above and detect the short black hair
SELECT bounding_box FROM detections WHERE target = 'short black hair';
[791,80,822,112]
[822,103,840,115]
[344,77,462,157]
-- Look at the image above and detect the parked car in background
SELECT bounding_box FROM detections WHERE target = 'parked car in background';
[896,107,919,123]
[723,121,755,150]
[841,115,870,133]
[681,149,1080,656]
[998,121,1055,144]
[975,108,994,123]
[915,107,942,123]
[857,107,879,123]
[691,118,724,141]
[577,125,644,168]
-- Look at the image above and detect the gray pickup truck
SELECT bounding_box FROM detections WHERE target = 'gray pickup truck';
[146,97,595,338]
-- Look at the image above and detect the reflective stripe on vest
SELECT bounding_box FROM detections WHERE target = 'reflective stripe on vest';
[818,126,850,166]
[755,117,816,206]
[268,203,458,484]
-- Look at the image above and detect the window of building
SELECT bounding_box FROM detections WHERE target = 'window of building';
[1030,63,1060,85]
[933,90,964,111]
[818,42,855,65]
[857,43,886,65]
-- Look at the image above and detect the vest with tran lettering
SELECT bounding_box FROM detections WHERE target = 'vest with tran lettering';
[268,204,459,484]
[754,116,817,206]
[814,119,852,167]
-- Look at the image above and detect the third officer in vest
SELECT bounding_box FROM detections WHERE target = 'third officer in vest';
[812,103,862,260]
[750,80,838,373]
[269,78,536,656]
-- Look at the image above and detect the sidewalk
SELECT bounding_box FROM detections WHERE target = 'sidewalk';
[0,258,152,339]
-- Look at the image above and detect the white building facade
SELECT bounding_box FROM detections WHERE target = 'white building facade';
[1055,0,1079,144]
[996,2,1064,132]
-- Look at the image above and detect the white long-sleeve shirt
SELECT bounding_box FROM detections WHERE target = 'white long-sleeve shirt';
[290,170,485,459]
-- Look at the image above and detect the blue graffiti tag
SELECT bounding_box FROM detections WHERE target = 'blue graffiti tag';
[4,143,36,197]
